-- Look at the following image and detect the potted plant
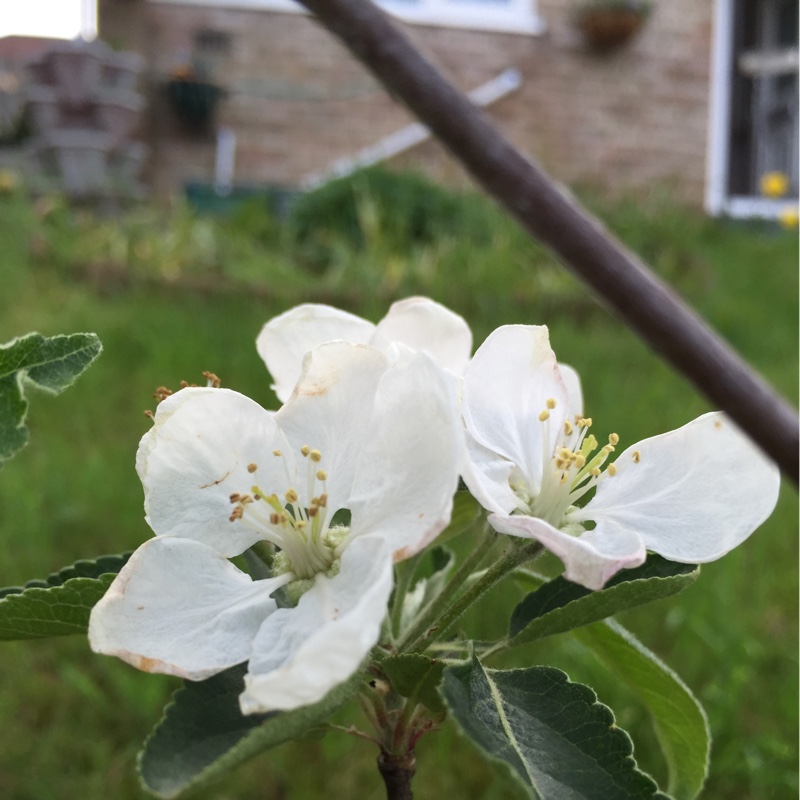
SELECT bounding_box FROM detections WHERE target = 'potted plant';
[574,0,652,51]
[165,63,224,133]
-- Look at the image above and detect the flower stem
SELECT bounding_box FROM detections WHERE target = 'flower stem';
[401,538,544,654]
[377,751,416,800]
[395,522,496,652]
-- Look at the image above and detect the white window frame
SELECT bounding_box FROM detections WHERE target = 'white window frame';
[706,0,798,218]
[151,0,546,36]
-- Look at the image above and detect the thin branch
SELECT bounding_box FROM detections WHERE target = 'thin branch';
[297,0,798,484]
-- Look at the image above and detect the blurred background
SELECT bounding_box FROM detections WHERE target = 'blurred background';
[0,1,797,798]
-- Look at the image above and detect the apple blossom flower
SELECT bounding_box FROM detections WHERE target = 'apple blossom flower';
[462,325,780,591]
[256,296,472,402]
[89,341,463,713]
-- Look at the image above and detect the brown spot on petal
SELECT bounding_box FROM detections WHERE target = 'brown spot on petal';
[393,545,413,563]
[200,470,231,489]
[714,420,723,429]
[137,656,160,673]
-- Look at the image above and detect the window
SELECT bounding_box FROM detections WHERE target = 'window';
[152,0,544,36]
[707,0,799,217]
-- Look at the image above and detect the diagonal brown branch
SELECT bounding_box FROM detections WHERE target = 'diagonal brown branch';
[297,0,798,484]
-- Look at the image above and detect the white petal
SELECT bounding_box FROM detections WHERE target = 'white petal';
[489,513,646,591]
[137,387,287,557]
[371,297,473,377]
[347,350,464,560]
[463,325,568,493]
[557,363,583,418]
[89,538,285,680]
[274,342,390,514]
[256,304,375,402]
[240,535,393,713]
[461,432,519,515]
[581,412,781,563]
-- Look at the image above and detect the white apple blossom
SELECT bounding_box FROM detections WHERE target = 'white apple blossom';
[89,341,463,714]
[256,296,472,402]
[462,325,781,591]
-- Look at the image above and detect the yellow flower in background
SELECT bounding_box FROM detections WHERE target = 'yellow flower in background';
[778,205,798,230]
[0,169,18,194]
[760,171,789,198]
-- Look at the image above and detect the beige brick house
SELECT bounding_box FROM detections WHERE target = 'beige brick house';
[97,0,798,215]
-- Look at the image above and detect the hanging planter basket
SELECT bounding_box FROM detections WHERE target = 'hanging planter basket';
[166,77,224,132]
[575,4,650,51]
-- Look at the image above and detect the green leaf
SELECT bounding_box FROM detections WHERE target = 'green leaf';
[441,655,670,800]
[574,621,709,800]
[0,552,131,639]
[138,664,361,799]
[437,490,482,546]
[0,332,102,465]
[382,653,446,713]
[509,556,698,645]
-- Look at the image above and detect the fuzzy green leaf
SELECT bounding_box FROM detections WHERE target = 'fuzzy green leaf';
[575,621,709,800]
[509,556,698,645]
[0,552,131,639]
[0,332,102,465]
[441,655,670,800]
[382,653,446,713]
[138,664,361,799]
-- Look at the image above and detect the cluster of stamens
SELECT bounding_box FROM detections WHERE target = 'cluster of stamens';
[518,398,624,528]
[228,445,339,580]
[144,371,222,419]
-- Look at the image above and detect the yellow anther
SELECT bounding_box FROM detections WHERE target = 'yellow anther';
[285,488,299,503]
[609,433,619,446]
[577,417,593,428]
[239,494,254,505]
[574,454,586,468]
[546,398,557,409]
[273,450,282,457]
[590,467,601,478]
[555,458,566,470]
[632,451,641,463]
[607,463,617,476]
[564,419,574,436]
[538,410,550,422]
[300,445,310,457]
[559,447,572,459]
[296,520,308,529]
[318,493,328,508]
[247,463,258,473]
[602,444,615,454]
[310,449,322,463]
[316,469,327,481]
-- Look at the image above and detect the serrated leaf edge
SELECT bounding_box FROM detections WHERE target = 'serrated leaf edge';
[509,566,700,645]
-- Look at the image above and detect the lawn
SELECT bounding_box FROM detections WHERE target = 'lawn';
[0,171,796,800]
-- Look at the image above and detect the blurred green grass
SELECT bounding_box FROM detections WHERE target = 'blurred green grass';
[0,171,796,800]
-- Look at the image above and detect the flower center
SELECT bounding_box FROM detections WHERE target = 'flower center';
[512,398,620,529]
[228,445,346,580]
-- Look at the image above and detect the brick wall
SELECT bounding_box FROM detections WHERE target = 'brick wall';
[98,1,712,204]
